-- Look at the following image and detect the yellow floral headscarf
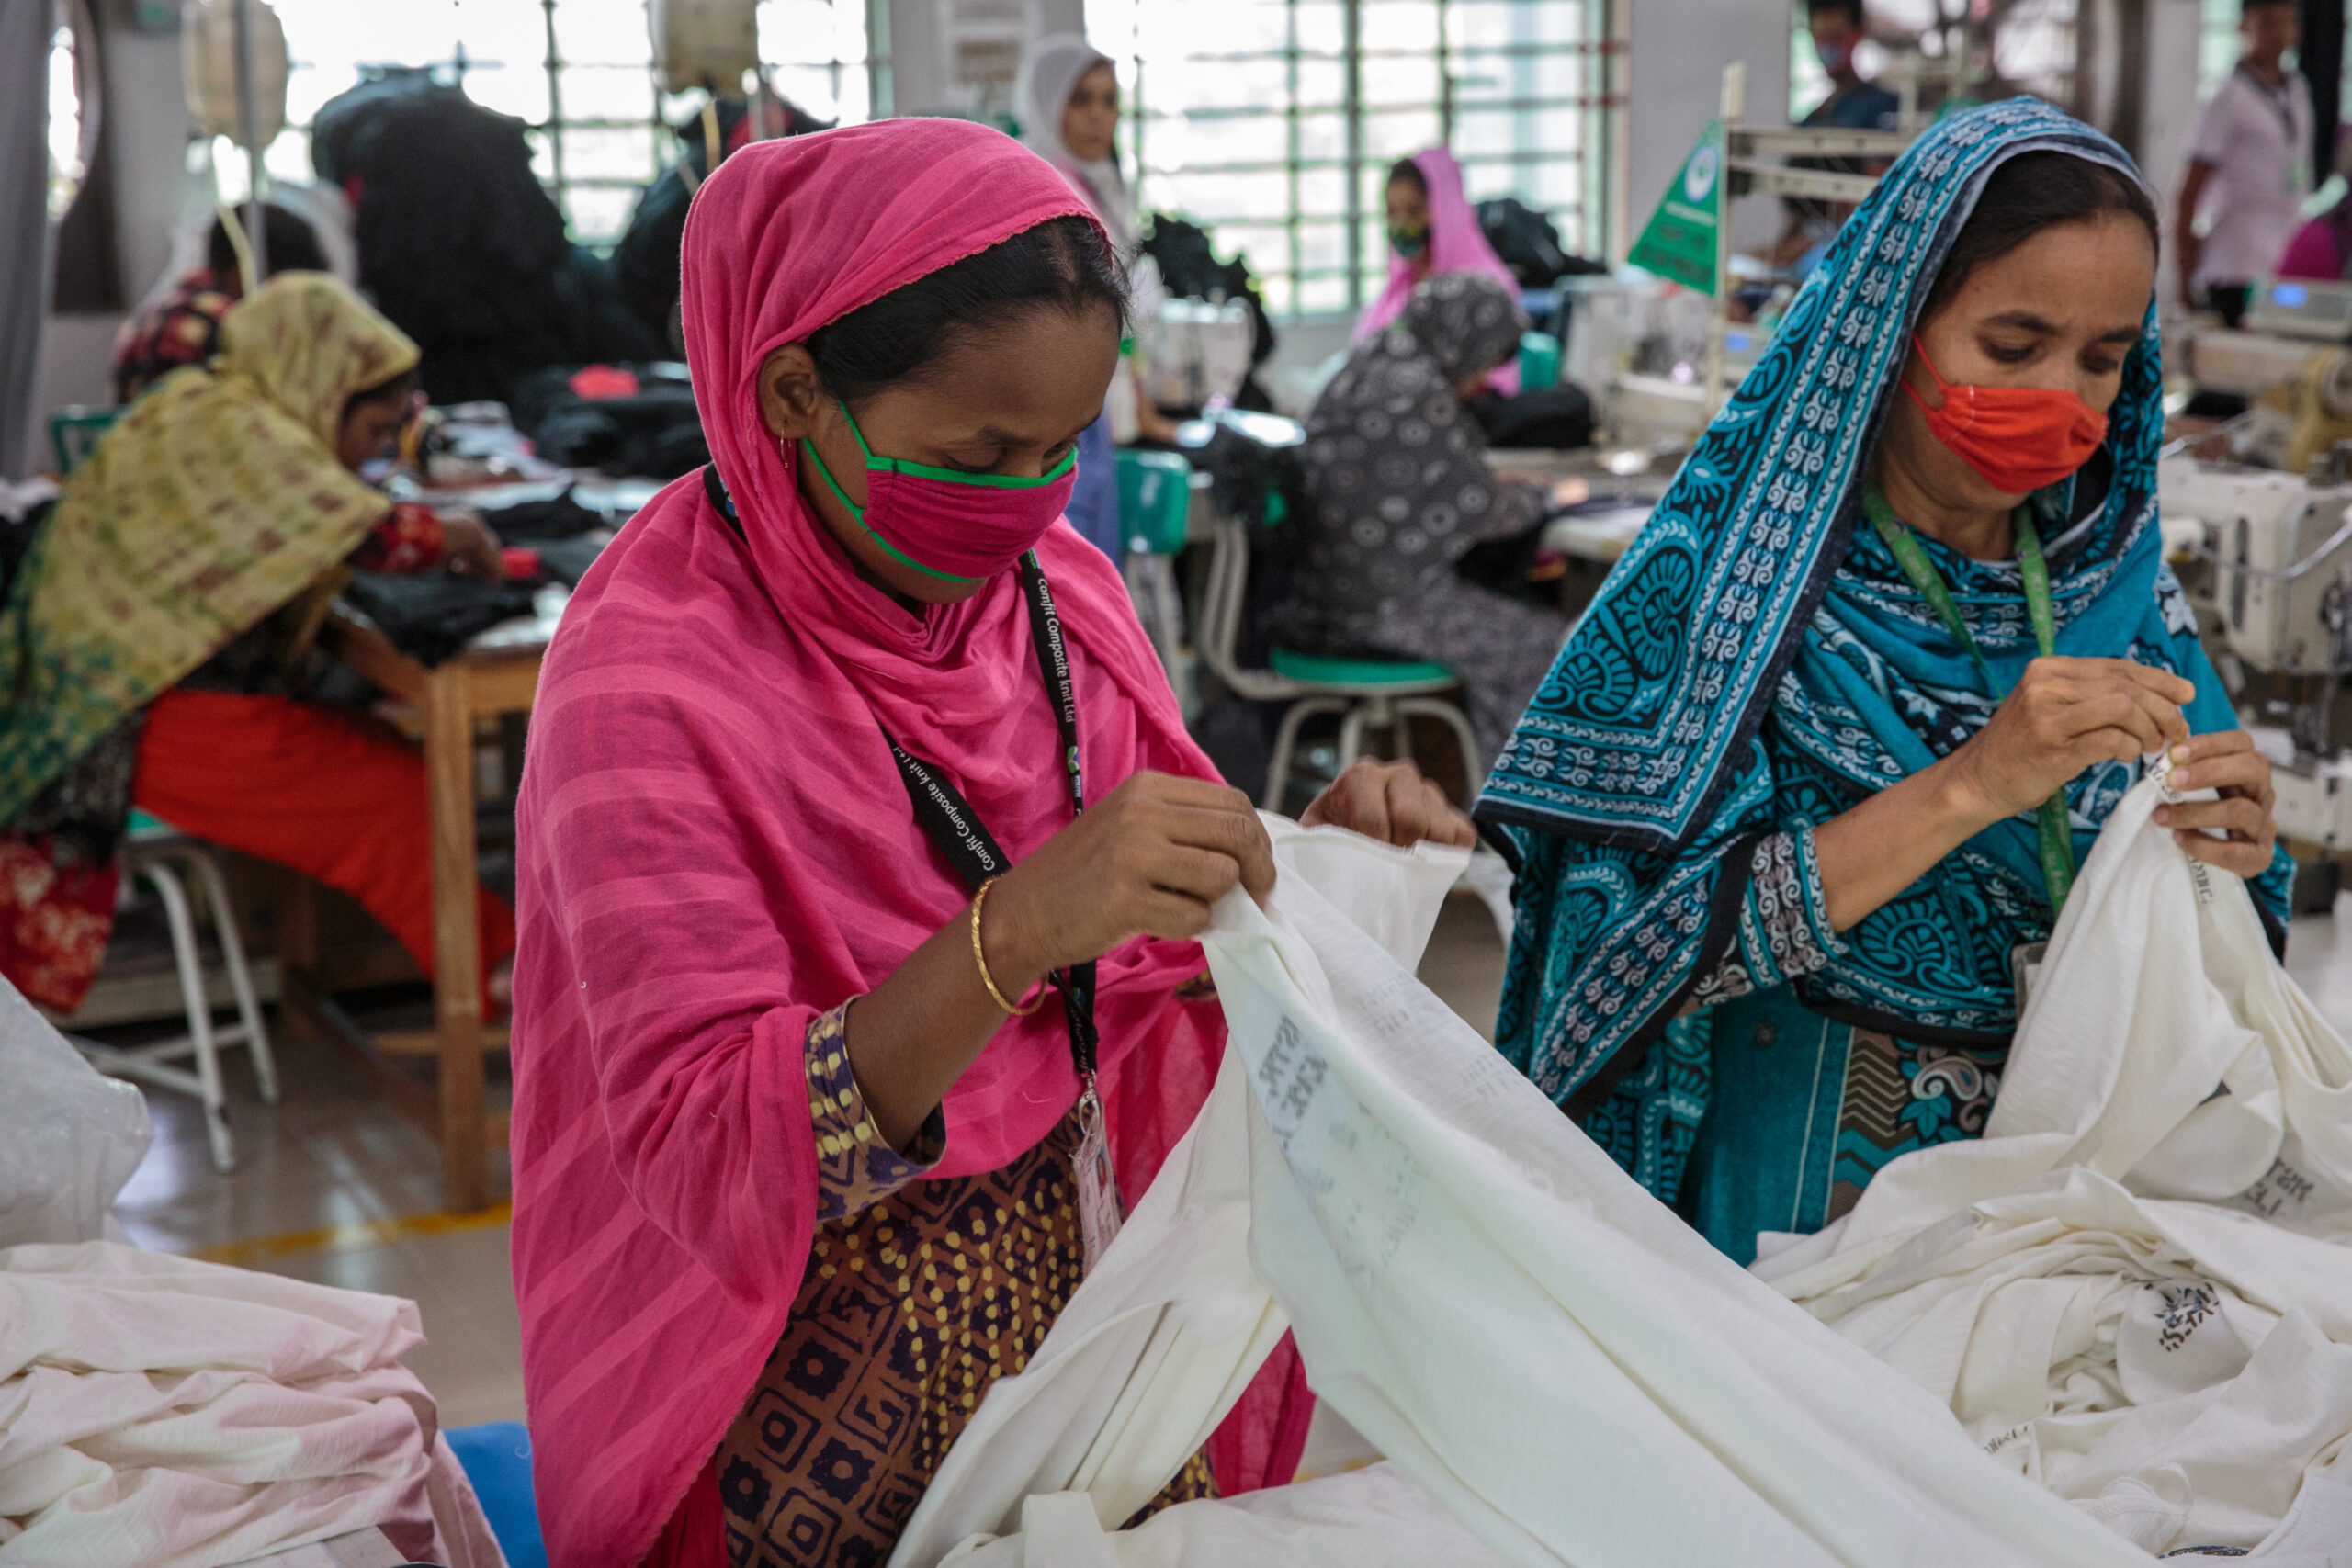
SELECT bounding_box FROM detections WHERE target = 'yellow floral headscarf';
[0,275,420,820]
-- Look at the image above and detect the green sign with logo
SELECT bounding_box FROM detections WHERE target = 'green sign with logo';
[1629,118,1724,295]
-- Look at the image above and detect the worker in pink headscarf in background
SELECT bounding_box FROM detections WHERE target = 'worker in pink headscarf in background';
[1355,148,1523,395]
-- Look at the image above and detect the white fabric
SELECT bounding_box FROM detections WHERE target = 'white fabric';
[936,1464,1514,1568]
[0,1242,477,1567]
[906,818,2154,1567]
[1757,766,2352,1553]
[0,976,151,1249]
[2188,66,2314,289]
[890,830,1465,1564]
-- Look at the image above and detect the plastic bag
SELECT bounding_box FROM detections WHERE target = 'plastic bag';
[0,976,151,1247]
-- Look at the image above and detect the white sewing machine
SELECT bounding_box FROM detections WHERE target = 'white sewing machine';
[2160,446,2352,850]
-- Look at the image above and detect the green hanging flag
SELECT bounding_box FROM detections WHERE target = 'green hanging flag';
[1629,118,1724,296]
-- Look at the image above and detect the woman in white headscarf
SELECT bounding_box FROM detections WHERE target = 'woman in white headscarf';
[1017,34,1176,558]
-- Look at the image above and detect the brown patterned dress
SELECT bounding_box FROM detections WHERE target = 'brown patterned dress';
[711,1005,1212,1566]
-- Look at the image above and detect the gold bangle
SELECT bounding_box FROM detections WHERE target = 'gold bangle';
[970,878,1042,1016]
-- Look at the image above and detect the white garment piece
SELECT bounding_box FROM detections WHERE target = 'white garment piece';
[936,1464,1514,1568]
[910,818,2151,1568]
[1757,768,2352,1552]
[891,830,1465,1565]
[0,1242,478,1567]
[0,976,151,1249]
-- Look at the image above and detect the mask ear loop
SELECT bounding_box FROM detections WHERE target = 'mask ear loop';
[796,400,985,586]
[1899,332,1962,423]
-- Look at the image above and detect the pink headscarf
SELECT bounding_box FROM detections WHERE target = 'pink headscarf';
[1354,147,1522,393]
[508,119,1306,1568]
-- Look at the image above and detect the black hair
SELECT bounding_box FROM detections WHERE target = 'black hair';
[1920,151,2158,320]
[1386,158,1428,195]
[805,215,1127,402]
[340,367,419,423]
[2243,0,2296,15]
[1807,0,1865,27]
[208,204,332,280]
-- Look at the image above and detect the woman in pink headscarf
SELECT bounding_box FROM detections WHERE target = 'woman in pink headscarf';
[508,118,1472,1568]
[1355,148,1523,394]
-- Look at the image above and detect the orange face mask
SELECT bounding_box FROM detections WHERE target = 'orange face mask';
[1900,334,2109,496]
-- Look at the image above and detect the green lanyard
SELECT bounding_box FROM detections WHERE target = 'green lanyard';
[1862,485,2076,913]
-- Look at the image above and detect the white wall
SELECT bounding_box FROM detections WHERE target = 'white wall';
[1627,0,1792,254]
[2138,0,2208,304]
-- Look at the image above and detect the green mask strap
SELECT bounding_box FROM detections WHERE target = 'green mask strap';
[797,400,1080,584]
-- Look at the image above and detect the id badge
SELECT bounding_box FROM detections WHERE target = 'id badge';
[1074,1079,1123,1270]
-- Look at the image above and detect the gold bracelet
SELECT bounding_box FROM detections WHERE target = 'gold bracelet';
[970,878,1042,1016]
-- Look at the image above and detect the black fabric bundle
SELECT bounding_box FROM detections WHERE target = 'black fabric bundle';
[1474,197,1609,288]
[342,573,538,669]
[311,71,664,404]
[1465,383,1596,450]
[506,365,708,479]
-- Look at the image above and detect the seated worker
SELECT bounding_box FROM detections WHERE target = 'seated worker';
[1480,104,2290,1267]
[111,203,331,404]
[1282,271,1574,775]
[0,275,512,1018]
[1358,148,1523,395]
[1766,0,1901,276]
[505,119,1475,1568]
[612,86,831,349]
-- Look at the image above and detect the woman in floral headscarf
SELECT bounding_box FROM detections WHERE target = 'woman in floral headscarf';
[0,274,509,1013]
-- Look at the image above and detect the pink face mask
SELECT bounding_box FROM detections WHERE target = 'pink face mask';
[801,399,1079,583]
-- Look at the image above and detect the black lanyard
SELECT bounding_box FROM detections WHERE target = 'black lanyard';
[702,465,1098,1077]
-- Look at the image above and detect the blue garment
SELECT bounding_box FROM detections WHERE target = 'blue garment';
[1064,409,1124,561]
[1476,101,2294,1228]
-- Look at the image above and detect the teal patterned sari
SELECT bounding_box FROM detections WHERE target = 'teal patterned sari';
[1475,101,2293,1259]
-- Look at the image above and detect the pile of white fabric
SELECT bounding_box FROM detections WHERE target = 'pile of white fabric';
[0,976,502,1567]
[0,1241,501,1567]
[890,816,2352,1568]
[1755,761,2352,1554]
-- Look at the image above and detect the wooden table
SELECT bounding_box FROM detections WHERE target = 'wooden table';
[291,602,556,1213]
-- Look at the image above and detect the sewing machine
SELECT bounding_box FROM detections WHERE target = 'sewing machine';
[2160,446,2352,852]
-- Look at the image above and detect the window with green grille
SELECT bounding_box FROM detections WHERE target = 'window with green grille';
[1084,0,1623,318]
[214,0,873,246]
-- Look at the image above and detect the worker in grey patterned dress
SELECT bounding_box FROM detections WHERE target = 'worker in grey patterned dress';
[1281,270,1572,773]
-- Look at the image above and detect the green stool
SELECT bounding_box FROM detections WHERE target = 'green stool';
[1115,449,1196,683]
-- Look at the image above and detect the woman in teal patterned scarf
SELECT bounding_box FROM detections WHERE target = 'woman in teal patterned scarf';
[1476,101,2292,1264]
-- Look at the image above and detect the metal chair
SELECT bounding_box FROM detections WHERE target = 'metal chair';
[1195,490,1479,814]
[73,814,277,1173]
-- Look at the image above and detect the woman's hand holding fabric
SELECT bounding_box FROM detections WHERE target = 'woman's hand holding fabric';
[1302,759,1477,850]
[2154,730,2279,877]
[1815,658,2193,934]
[985,772,1276,986]
[843,773,1272,1152]
[1944,657,2193,826]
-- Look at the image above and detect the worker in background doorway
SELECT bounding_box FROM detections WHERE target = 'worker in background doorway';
[2177,0,2310,327]
[1768,0,1901,275]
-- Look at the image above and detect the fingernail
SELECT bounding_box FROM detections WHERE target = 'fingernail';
[2171,744,2190,763]
[2154,807,2170,825]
